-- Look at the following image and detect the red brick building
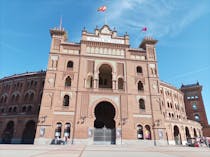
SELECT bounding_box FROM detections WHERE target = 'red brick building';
[181,83,210,136]
[0,71,45,144]
[0,25,208,145]
[34,25,202,145]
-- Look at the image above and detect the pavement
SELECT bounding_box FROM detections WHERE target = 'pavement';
[0,144,210,157]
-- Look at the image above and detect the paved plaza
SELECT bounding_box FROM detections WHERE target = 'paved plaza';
[0,144,210,157]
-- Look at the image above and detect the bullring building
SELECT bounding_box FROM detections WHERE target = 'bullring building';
[0,25,207,145]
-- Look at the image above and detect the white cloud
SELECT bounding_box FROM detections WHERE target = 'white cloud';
[101,0,210,40]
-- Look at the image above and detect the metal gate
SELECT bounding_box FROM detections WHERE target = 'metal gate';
[94,127,116,144]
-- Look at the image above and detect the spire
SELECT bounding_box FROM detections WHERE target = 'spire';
[59,16,62,30]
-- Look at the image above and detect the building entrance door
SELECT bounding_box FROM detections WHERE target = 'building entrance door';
[94,101,116,144]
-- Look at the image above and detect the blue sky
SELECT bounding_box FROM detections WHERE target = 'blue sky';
[0,0,210,122]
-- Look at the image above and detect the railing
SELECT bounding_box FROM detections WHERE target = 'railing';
[94,128,116,144]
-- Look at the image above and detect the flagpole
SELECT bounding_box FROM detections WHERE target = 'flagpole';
[105,12,107,25]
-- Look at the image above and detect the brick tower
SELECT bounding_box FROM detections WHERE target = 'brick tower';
[181,82,210,136]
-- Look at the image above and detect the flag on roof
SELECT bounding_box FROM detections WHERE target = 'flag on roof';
[97,6,107,12]
[141,27,147,32]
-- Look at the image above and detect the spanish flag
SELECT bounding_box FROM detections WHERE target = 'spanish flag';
[97,6,107,12]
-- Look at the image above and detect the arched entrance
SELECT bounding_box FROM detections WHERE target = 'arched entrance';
[193,128,197,137]
[99,64,112,89]
[2,121,14,144]
[21,120,36,144]
[174,125,182,145]
[94,101,116,144]
[185,127,191,143]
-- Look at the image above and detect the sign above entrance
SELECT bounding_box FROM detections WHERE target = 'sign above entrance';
[86,35,124,44]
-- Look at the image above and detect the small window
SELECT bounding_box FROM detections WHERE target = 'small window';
[139,99,145,110]
[138,81,144,91]
[31,80,33,87]
[137,124,144,139]
[87,76,93,88]
[13,107,17,112]
[4,96,8,103]
[63,95,70,106]
[67,61,73,68]
[118,78,124,90]
[11,95,15,103]
[170,103,173,108]
[136,66,142,73]
[27,106,32,112]
[64,123,71,138]
[1,108,5,113]
[0,97,3,103]
[65,76,71,87]
[55,122,62,138]
[24,93,29,102]
[192,102,197,110]
[30,93,34,101]
[22,106,26,112]
[16,95,20,102]
[9,107,12,112]
[34,81,37,87]
[145,125,151,140]
[172,113,174,118]
[194,114,200,121]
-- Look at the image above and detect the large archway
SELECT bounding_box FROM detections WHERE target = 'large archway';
[94,101,116,144]
[99,64,112,89]
[2,121,14,144]
[174,125,182,145]
[21,120,36,144]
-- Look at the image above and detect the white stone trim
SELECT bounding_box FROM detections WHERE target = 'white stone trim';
[133,114,152,118]
[53,112,75,115]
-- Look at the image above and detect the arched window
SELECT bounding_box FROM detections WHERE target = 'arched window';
[87,76,93,88]
[118,78,124,90]
[138,81,144,91]
[30,93,34,102]
[16,95,20,103]
[194,114,200,121]
[22,106,26,112]
[8,107,12,112]
[145,125,151,140]
[136,66,142,73]
[192,102,197,110]
[55,122,62,138]
[24,93,29,102]
[2,121,14,144]
[4,96,8,103]
[0,96,3,103]
[174,125,181,145]
[65,76,71,87]
[67,61,73,68]
[137,124,144,140]
[193,128,197,137]
[27,106,32,112]
[13,107,17,112]
[99,64,112,89]
[139,99,145,110]
[185,127,191,140]
[64,123,71,139]
[11,95,15,103]
[63,95,70,106]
